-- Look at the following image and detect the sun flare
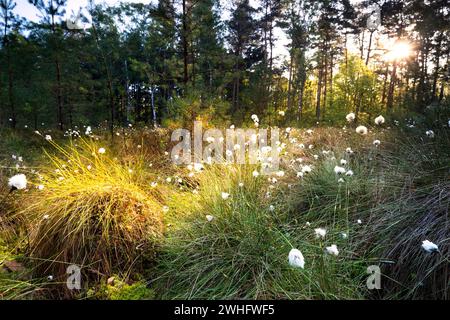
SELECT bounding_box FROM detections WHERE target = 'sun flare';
[385,40,413,61]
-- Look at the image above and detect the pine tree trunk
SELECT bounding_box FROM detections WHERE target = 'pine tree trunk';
[432,35,442,100]
[55,55,63,131]
[322,51,328,119]
[381,65,388,105]
[182,0,189,86]
[6,41,15,129]
[51,13,64,131]
[268,20,274,94]
[297,72,306,122]
[287,52,294,110]
[316,56,323,121]
[151,86,156,127]
[386,61,397,111]
[108,79,115,136]
[3,10,15,128]
[365,30,374,65]
[360,30,364,60]
[344,33,349,104]
[329,52,334,110]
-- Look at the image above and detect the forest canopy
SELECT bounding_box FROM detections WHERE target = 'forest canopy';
[0,0,448,130]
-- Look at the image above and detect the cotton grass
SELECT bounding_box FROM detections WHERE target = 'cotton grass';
[355,126,368,135]
[8,174,27,190]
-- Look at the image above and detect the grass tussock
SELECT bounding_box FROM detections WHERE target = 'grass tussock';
[155,160,367,300]
[361,123,450,299]
[21,139,166,291]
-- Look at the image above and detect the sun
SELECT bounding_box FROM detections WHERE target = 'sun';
[385,40,413,61]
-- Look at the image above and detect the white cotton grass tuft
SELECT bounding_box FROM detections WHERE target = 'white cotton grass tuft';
[288,248,305,269]
[334,166,346,175]
[314,228,327,239]
[45,135,52,141]
[373,139,381,146]
[425,130,435,138]
[275,170,285,177]
[325,244,339,256]
[346,112,356,122]
[355,126,368,135]
[251,114,259,123]
[421,240,439,253]
[206,215,214,222]
[98,147,106,154]
[301,165,312,174]
[193,163,204,172]
[374,115,385,125]
[8,174,27,190]
[221,192,230,200]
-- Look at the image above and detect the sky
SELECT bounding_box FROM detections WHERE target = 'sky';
[15,0,152,22]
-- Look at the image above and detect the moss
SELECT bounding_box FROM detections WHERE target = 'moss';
[88,280,155,300]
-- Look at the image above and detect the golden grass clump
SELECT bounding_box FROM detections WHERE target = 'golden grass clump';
[23,139,165,284]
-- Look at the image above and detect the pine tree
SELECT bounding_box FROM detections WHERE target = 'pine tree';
[29,0,67,130]
[0,0,18,128]
[227,0,258,114]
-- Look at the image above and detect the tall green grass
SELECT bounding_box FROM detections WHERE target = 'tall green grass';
[1,108,448,299]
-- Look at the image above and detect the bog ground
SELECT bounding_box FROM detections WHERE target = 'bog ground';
[1,108,449,299]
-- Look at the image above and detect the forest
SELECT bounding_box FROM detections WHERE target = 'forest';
[0,0,449,302]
